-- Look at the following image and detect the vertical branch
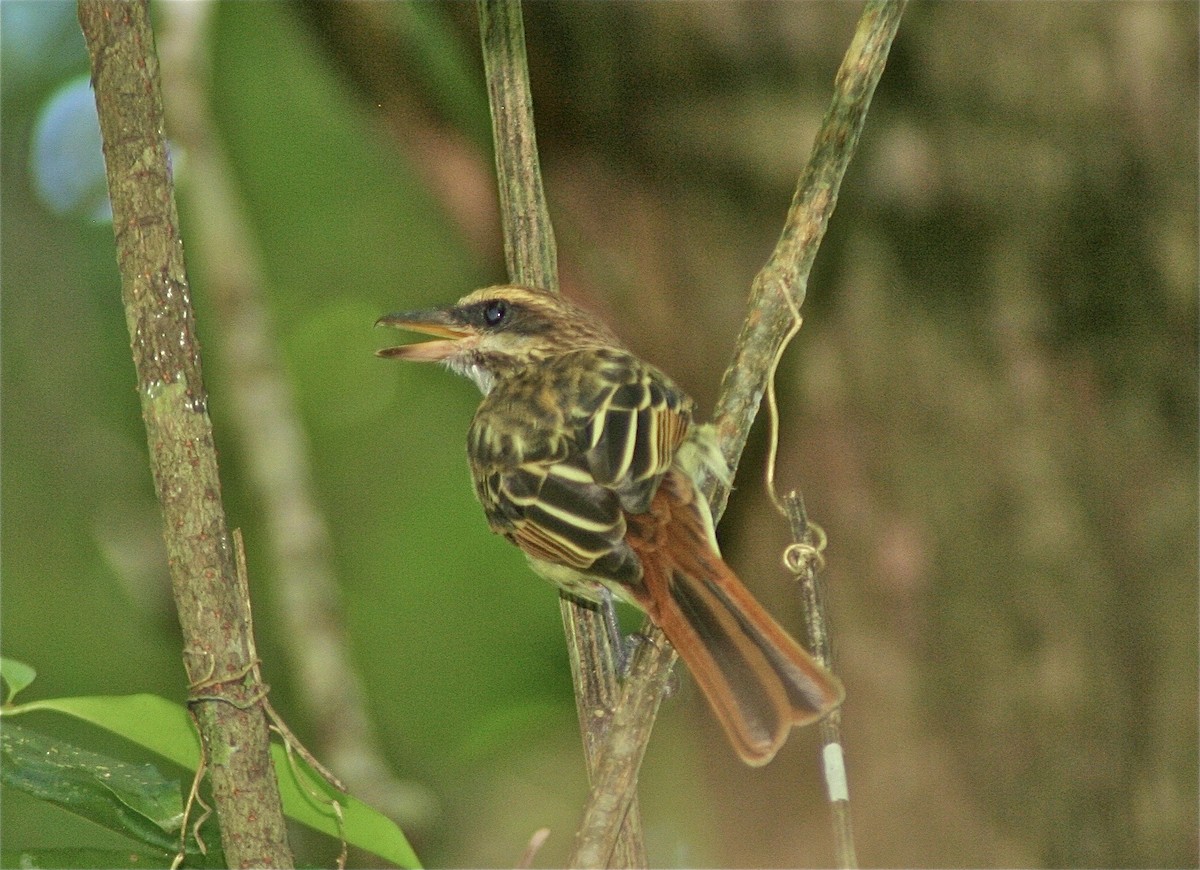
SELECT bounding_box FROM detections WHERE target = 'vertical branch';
[568,2,907,867]
[476,1,646,865]
[77,1,292,866]
[784,493,857,869]
[477,0,557,287]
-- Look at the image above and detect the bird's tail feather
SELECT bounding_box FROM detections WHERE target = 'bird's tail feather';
[627,469,844,766]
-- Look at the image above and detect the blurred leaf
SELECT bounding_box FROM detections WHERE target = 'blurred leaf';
[0,721,203,860]
[4,694,421,868]
[0,0,87,92]
[2,656,38,703]
[0,847,167,869]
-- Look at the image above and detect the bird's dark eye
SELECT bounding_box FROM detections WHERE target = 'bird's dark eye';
[483,299,508,327]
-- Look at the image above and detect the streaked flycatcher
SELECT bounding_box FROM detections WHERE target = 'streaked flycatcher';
[378,285,843,765]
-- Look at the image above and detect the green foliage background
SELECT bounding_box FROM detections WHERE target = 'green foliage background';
[2,2,1196,867]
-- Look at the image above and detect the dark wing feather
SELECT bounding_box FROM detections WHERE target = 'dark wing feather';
[468,349,692,587]
[581,355,691,513]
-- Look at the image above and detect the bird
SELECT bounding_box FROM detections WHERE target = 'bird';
[377,285,844,765]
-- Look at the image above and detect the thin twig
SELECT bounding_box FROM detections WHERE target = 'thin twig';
[709,0,908,511]
[568,3,906,866]
[763,303,804,517]
[783,494,857,869]
[229,529,346,795]
[173,738,210,869]
[762,243,856,870]
[759,296,855,864]
[476,1,646,865]
[77,0,292,865]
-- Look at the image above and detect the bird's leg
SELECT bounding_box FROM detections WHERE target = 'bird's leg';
[598,587,637,677]
[597,588,677,696]
[614,623,680,699]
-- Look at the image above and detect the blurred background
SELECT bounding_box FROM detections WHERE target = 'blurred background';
[2,1,1196,867]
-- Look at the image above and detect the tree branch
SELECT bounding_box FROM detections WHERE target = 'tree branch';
[476,1,646,865]
[709,0,909,509]
[478,0,557,287]
[568,3,907,867]
[77,1,292,865]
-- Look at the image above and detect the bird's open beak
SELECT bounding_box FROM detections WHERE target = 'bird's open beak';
[375,309,473,361]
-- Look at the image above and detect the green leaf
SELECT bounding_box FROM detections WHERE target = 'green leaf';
[2,656,38,704]
[10,694,202,769]
[4,694,421,868]
[0,721,213,860]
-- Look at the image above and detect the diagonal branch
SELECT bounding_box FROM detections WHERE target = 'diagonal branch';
[708,0,909,510]
[77,0,292,866]
[568,3,907,867]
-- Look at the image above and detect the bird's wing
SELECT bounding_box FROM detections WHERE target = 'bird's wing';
[575,356,691,513]
[468,350,692,584]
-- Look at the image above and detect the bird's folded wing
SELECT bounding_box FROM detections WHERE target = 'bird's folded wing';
[478,456,619,566]
[470,354,691,582]
[580,368,691,513]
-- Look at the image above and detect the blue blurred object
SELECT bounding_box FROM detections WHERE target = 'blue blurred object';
[30,74,111,222]
[1,0,84,86]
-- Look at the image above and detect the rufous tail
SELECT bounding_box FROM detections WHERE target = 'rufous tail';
[626,469,845,766]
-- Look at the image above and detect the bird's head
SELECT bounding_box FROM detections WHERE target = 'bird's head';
[376,285,621,394]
